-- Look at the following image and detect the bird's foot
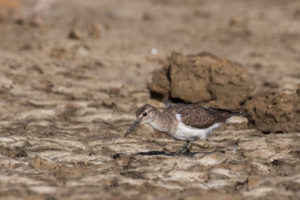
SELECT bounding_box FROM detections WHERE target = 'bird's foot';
[176,142,191,155]
[191,141,209,149]
[203,141,209,148]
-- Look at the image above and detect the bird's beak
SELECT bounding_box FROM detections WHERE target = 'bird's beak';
[124,118,142,137]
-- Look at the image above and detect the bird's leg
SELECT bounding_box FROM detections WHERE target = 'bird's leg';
[176,141,191,154]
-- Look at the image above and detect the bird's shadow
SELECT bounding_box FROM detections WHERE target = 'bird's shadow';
[136,150,221,157]
[136,150,177,157]
[112,150,223,159]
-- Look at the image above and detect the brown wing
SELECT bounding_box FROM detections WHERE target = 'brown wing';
[167,104,244,129]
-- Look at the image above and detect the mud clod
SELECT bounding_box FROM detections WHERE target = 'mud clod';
[244,91,300,133]
[148,52,255,107]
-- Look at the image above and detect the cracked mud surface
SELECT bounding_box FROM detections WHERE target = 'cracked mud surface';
[0,0,299,199]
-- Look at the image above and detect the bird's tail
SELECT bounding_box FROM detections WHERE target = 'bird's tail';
[230,110,249,117]
[205,106,249,118]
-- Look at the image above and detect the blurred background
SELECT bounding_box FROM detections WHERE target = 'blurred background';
[1,0,299,90]
[0,0,299,200]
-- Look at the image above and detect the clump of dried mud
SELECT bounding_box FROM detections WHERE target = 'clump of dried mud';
[148,53,300,133]
[245,89,300,133]
[148,52,255,108]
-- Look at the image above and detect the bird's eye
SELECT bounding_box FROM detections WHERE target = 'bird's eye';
[143,112,147,116]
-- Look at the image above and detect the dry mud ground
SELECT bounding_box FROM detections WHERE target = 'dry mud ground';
[0,0,299,199]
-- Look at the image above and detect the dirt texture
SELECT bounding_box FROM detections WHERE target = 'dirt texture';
[0,0,299,200]
[148,52,255,107]
[245,90,300,133]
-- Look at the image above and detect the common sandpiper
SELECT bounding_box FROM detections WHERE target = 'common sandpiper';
[125,103,247,154]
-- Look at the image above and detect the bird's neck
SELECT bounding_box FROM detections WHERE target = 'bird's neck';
[149,112,170,133]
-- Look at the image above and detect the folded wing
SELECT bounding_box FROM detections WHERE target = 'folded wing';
[172,104,246,129]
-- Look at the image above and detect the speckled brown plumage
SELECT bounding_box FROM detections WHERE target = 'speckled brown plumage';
[164,104,247,129]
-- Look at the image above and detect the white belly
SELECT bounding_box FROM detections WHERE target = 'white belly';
[173,114,222,141]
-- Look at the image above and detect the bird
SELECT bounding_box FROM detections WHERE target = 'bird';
[125,103,247,154]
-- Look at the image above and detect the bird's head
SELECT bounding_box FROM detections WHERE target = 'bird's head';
[124,104,159,137]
